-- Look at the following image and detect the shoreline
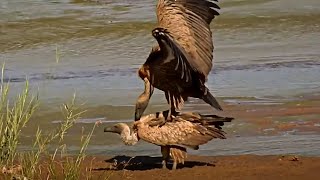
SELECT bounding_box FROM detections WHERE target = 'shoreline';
[46,154,320,180]
[16,91,320,154]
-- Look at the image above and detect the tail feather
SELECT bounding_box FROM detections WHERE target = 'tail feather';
[175,111,234,129]
[199,115,234,129]
[202,88,223,111]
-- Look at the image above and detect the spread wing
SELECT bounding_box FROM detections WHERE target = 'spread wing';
[157,0,220,78]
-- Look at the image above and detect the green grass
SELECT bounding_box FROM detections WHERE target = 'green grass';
[0,63,103,179]
[0,63,38,168]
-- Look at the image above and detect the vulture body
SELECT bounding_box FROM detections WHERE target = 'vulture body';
[104,111,233,170]
[135,0,223,120]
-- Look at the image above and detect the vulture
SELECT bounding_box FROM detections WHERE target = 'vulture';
[104,110,233,170]
[135,0,222,121]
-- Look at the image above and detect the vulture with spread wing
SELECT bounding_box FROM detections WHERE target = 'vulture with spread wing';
[104,110,233,169]
[135,0,222,120]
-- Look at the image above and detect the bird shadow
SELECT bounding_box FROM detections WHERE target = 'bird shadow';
[93,155,215,171]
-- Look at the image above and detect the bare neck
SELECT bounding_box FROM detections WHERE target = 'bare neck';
[135,78,154,120]
[140,78,153,99]
[120,127,138,146]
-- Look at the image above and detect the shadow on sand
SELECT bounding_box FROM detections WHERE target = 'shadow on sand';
[94,155,215,171]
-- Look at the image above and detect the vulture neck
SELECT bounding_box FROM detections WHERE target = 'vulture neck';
[139,78,153,102]
[135,78,154,120]
[120,125,139,146]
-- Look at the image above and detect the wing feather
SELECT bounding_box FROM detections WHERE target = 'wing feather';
[163,32,195,80]
[157,0,220,78]
[146,46,189,110]
[136,111,233,149]
[138,119,225,148]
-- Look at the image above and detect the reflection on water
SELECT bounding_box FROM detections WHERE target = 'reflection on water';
[1,0,320,155]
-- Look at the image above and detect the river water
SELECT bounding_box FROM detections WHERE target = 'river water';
[1,0,320,156]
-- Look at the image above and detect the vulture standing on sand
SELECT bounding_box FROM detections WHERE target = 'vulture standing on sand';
[135,0,223,121]
[104,111,233,170]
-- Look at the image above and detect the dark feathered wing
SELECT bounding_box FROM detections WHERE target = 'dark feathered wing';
[149,32,195,109]
[157,0,220,79]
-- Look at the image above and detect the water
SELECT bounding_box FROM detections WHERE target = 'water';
[1,0,320,155]
[93,134,320,156]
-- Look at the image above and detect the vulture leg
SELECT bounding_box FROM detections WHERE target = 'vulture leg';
[164,92,173,121]
[164,92,179,121]
[168,106,177,122]
[172,160,177,170]
[161,146,170,169]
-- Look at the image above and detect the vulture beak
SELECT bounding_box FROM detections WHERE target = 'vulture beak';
[104,126,118,133]
[104,123,127,134]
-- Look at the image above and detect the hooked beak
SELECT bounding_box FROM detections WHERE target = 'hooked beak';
[104,126,116,133]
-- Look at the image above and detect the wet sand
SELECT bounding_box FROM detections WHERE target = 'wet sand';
[4,93,320,180]
[16,93,318,180]
[49,155,320,180]
[18,91,320,156]
[81,94,320,179]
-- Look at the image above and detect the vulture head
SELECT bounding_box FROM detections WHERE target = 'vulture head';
[104,123,129,134]
[104,123,139,145]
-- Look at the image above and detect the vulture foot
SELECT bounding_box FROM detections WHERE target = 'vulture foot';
[162,159,168,169]
[165,109,179,122]
[161,146,170,169]
[148,118,166,126]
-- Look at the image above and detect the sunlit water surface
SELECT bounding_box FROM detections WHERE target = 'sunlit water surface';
[1,0,319,155]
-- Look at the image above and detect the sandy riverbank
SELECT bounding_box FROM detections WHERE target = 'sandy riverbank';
[74,154,320,180]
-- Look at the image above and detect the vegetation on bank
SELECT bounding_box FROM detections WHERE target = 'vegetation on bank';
[0,64,99,179]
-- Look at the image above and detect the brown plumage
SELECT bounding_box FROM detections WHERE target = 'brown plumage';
[104,111,233,170]
[135,0,222,121]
